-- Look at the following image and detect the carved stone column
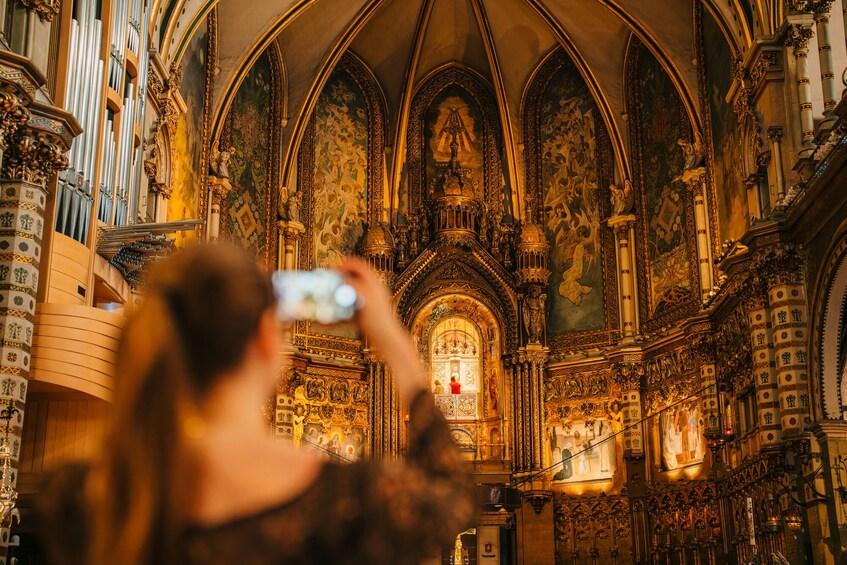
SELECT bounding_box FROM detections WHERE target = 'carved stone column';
[767,126,785,201]
[508,347,548,474]
[366,352,400,459]
[811,1,838,128]
[608,214,638,340]
[745,290,783,445]
[682,167,713,301]
[760,246,811,437]
[207,177,232,241]
[784,22,817,155]
[613,362,645,458]
[277,221,305,271]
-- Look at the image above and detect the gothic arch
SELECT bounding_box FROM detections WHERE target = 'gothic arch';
[813,223,847,420]
[625,35,701,331]
[522,47,619,349]
[394,246,519,353]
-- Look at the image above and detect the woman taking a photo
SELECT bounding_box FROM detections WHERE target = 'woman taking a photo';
[39,244,475,565]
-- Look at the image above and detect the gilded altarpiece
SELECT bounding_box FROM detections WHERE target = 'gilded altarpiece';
[220,46,282,266]
[523,48,618,349]
[295,54,385,356]
[276,359,370,461]
[626,39,700,330]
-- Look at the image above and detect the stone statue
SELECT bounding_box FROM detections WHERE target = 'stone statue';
[609,179,634,216]
[522,285,546,344]
[677,132,704,171]
[395,225,408,267]
[209,141,234,179]
[478,207,489,245]
[408,215,420,256]
[283,190,303,222]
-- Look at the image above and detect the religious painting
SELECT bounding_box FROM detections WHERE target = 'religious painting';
[540,63,605,334]
[310,68,369,339]
[311,69,369,269]
[548,420,616,483]
[224,52,272,258]
[302,422,366,462]
[633,44,694,320]
[703,11,749,241]
[425,85,484,190]
[659,398,704,471]
[167,18,208,243]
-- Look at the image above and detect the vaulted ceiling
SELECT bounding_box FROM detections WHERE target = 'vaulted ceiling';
[152,0,756,197]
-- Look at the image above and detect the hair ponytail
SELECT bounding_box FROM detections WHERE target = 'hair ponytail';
[85,243,275,565]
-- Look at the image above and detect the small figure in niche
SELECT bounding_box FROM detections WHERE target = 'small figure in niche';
[449,375,461,395]
[283,190,303,223]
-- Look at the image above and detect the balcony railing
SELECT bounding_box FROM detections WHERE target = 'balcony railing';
[434,393,478,420]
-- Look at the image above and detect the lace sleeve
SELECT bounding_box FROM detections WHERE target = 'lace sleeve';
[355,390,476,561]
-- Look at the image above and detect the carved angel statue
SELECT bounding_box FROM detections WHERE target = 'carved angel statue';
[522,285,546,344]
[609,179,634,216]
[283,190,303,223]
[677,132,705,171]
[209,141,235,179]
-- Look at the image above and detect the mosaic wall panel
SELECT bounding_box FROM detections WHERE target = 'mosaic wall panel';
[223,52,272,259]
[539,61,606,334]
[628,40,698,328]
[167,18,208,244]
[703,11,749,241]
[523,49,617,349]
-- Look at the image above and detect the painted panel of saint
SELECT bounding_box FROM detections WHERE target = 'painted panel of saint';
[225,53,271,258]
[636,50,693,317]
[659,398,704,471]
[548,420,616,483]
[540,65,605,334]
[425,85,484,189]
[703,11,750,241]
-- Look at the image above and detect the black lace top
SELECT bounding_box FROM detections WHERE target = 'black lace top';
[37,391,475,564]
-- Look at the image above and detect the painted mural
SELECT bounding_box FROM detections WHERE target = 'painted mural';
[659,398,704,471]
[224,53,272,258]
[704,11,749,241]
[167,18,207,244]
[636,49,693,318]
[540,64,604,334]
[548,420,616,483]
[310,69,368,339]
[425,85,484,190]
[312,69,368,269]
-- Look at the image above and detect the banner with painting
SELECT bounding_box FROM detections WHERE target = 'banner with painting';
[548,420,616,483]
[659,398,704,471]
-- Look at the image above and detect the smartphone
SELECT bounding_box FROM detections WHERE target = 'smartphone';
[272,269,359,324]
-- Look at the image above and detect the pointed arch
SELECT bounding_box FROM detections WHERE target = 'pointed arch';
[522,47,619,349]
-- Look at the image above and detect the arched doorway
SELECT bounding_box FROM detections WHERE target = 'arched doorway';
[409,293,506,462]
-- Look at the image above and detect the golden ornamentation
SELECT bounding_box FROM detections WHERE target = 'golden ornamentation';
[19,0,59,23]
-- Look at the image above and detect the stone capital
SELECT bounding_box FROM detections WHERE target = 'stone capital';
[767,125,784,142]
[784,23,815,50]
[2,129,67,188]
[607,213,636,230]
[209,177,233,205]
[20,0,60,22]
[681,167,707,188]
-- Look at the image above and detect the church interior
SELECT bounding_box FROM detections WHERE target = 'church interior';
[2,0,847,563]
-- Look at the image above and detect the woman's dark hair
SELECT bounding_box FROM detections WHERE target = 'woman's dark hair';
[86,243,275,564]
